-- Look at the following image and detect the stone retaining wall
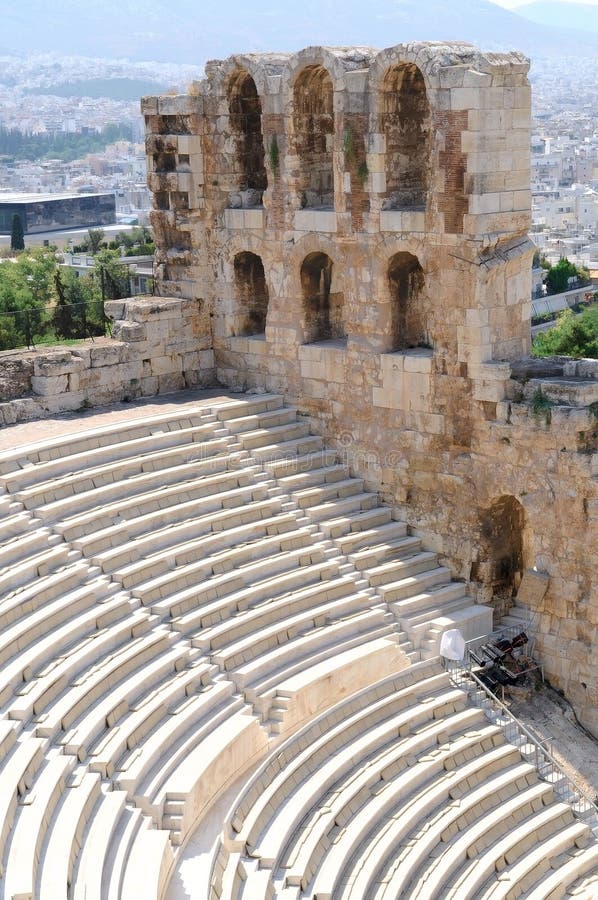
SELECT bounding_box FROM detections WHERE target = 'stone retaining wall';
[0,296,214,426]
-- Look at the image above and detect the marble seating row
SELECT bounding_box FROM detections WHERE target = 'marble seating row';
[1,393,594,898]
[213,661,597,900]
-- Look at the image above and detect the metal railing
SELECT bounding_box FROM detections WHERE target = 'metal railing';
[447,661,598,833]
[0,299,108,350]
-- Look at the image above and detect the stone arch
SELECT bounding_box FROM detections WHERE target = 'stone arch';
[233,251,269,335]
[379,63,431,210]
[227,68,267,195]
[474,495,526,603]
[387,252,427,349]
[293,65,335,209]
[301,251,344,342]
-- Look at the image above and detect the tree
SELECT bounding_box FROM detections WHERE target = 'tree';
[87,228,105,253]
[545,257,586,295]
[94,250,129,302]
[0,248,56,349]
[532,306,598,359]
[10,214,24,252]
[57,267,106,339]
[52,269,77,340]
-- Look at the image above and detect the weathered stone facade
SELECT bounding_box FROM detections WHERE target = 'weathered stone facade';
[141,41,598,736]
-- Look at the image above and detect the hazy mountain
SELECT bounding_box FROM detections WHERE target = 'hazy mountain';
[0,0,596,65]
[516,1,598,34]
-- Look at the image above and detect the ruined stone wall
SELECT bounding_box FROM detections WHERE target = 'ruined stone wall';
[140,41,598,734]
[0,296,214,425]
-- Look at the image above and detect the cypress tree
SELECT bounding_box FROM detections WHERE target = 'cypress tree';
[52,269,76,340]
[10,214,24,252]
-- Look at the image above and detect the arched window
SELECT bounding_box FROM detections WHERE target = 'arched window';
[380,64,430,211]
[227,70,267,198]
[387,252,426,349]
[293,66,334,209]
[474,496,525,601]
[301,252,344,342]
[233,252,269,335]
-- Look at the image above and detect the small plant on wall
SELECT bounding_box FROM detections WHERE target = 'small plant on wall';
[531,388,553,425]
[343,127,355,165]
[343,126,368,187]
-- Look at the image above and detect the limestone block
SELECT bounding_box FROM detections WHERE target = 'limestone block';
[366,133,385,154]
[33,351,83,378]
[564,359,598,380]
[157,95,197,115]
[465,308,489,327]
[111,321,146,342]
[499,192,515,212]
[126,297,185,322]
[463,210,531,235]
[105,301,126,321]
[413,411,445,434]
[198,348,215,369]
[140,376,159,396]
[366,153,385,175]
[380,210,425,232]
[379,352,405,374]
[512,189,532,211]
[294,210,337,233]
[322,348,346,384]
[439,66,466,88]
[144,319,172,342]
[176,135,202,156]
[512,108,530,130]
[345,70,367,93]
[406,372,432,411]
[150,354,182,377]
[367,172,384,195]
[300,357,326,381]
[38,391,86,413]
[469,193,501,215]
[403,349,433,374]
[466,150,503,175]
[463,70,492,88]
[450,86,481,110]
[165,338,201,357]
[223,209,247,230]
[31,375,69,397]
[244,209,266,230]
[90,344,128,368]
[140,96,159,115]
[157,372,186,393]
[458,325,491,345]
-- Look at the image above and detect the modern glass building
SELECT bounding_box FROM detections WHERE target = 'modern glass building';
[0,192,116,235]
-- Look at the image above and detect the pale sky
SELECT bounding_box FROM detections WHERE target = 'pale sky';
[494,0,598,6]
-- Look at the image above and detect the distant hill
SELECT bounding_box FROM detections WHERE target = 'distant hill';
[0,0,596,64]
[24,79,171,102]
[516,1,598,34]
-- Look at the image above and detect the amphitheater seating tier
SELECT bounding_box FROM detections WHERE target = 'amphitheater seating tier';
[0,392,596,898]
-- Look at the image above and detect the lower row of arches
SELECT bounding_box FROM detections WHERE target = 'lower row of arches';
[233,249,428,349]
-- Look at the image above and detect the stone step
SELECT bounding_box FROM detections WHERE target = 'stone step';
[334,520,408,555]
[319,505,394,540]
[378,566,453,603]
[363,550,439,587]
[264,450,339,479]
[348,534,421,570]
[238,422,312,451]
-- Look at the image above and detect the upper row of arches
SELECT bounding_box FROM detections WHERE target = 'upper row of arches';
[226,60,431,211]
